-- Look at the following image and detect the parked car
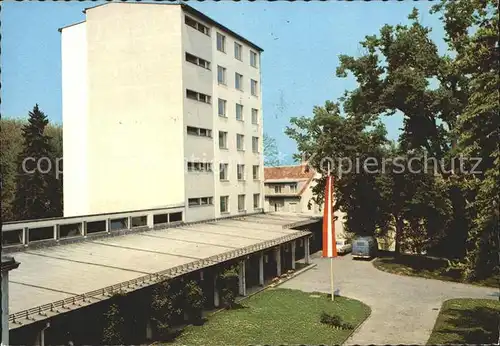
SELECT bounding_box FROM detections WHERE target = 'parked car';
[336,238,352,255]
[352,236,378,259]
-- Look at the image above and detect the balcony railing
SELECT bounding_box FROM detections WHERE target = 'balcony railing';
[1,205,185,251]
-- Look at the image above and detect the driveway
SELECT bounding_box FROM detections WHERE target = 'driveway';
[280,252,498,345]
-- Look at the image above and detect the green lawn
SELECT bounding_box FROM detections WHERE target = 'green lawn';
[427,299,500,345]
[373,253,499,288]
[165,288,371,345]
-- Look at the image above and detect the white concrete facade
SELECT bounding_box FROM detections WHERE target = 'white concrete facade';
[61,23,88,218]
[61,3,263,222]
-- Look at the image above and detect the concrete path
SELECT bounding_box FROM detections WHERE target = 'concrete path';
[280,252,498,345]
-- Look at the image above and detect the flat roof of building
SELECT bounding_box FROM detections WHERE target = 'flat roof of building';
[59,2,264,52]
[7,212,317,329]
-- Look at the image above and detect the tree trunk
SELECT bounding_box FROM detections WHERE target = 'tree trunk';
[395,216,404,255]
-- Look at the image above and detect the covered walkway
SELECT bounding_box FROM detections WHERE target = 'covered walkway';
[7,212,319,330]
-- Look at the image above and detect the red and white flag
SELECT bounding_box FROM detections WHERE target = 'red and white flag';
[322,175,337,258]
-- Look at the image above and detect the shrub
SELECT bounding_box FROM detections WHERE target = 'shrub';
[102,302,125,344]
[319,312,353,330]
[150,279,184,338]
[183,280,205,322]
[217,266,239,308]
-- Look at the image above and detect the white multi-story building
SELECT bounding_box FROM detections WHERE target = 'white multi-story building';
[61,2,264,222]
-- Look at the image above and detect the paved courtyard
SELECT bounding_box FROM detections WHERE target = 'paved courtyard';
[281,252,498,345]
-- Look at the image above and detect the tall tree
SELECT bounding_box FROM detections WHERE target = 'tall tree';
[432,0,499,280]
[286,101,391,238]
[1,118,63,221]
[335,8,464,159]
[376,145,453,254]
[263,133,281,166]
[326,7,477,259]
[287,4,494,263]
[0,119,24,221]
[45,123,63,217]
[13,105,55,220]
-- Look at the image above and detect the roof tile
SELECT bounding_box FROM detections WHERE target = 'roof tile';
[264,165,315,180]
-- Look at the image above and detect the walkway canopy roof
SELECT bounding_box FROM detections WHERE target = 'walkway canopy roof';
[7,212,319,329]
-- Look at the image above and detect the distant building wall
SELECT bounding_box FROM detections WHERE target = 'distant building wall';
[264,169,347,238]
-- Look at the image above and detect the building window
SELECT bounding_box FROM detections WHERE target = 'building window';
[217,32,226,52]
[236,134,245,151]
[186,89,211,104]
[253,193,260,209]
[250,50,258,67]
[252,136,259,153]
[186,126,212,138]
[219,131,228,149]
[237,164,245,180]
[185,52,198,64]
[235,73,243,90]
[275,185,282,193]
[187,162,213,172]
[199,128,210,137]
[220,196,229,213]
[185,16,210,36]
[188,198,200,207]
[186,89,198,100]
[187,126,198,136]
[185,52,210,69]
[253,165,259,180]
[201,197,213,205]
[251,79,258,96]
[238,194,245,211]
[219,163,228,180]
[218,98,227,117]
[217,66,227,85]
[188,196,213,207]
[290,183,298,193]
[234,42,242,60]
[236,103,244,121]
[251,108,259,124]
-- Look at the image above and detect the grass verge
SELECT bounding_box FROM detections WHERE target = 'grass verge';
[164,288,370,345]
[427,298,500,345]
[373,252,499,288]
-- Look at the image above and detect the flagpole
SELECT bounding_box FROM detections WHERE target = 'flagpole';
[328,162,334,302]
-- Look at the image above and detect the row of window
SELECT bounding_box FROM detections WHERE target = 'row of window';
[187,162,261,181]
[270,183,298,193]
[187,126,212,138]
[186,87,259,125]
[185,52,210,70]
[216,32,259,68]
[188,196,213,207]
[218,99,259,124]
[219,164,260,181]
[186,89,211,104]
[217,66,258,96]
[184,16,259,69]
[187,162,213,172]
[186,88,260,124]
[185,52,259,97]
[219,132,259,152]
[186,127,259,152]
[185,16,210,36]
[189,194,261,213]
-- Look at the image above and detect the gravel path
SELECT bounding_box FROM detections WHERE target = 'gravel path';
[280,252,498,345]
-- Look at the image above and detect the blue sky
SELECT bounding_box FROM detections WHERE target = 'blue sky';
[1,1,447,164]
